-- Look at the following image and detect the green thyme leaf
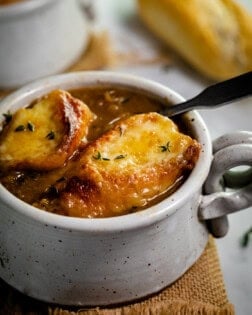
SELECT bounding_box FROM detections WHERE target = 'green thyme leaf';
[15,125,25,132]
[93,151,102,160]
[92,151,111,161]
[46,131,55,140]
[114,154,126,160]
[159,141,171,152]
[27,122,35,132]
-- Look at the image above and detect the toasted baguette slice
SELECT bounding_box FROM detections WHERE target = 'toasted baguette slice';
[137,0,252,80]
[0,90,94,171]
[57,113,201,218]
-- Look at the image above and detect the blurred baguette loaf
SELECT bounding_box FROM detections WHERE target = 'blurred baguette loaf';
[137,0,252,80]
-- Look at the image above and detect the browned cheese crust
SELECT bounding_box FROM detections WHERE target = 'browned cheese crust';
[0,90,94,171]
[57,113,201,218]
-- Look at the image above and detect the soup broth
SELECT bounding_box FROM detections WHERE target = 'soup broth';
[0,87,199,218]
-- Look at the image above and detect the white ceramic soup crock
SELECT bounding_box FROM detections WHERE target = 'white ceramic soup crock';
[0,72,251,306]
[0,0,88,89]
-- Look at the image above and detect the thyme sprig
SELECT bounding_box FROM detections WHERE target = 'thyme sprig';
[159,141,171,152]
[92,151,110,161]
[15,125,25,132]
[92,151,127,161]
[14,122,35,132]
[46,131,55,140]
[114,154,126,160]
[27,122,35,132]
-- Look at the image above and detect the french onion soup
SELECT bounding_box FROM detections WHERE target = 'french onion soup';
[0,88,201,218]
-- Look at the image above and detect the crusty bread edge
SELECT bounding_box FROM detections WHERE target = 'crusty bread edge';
[137,0,252,80]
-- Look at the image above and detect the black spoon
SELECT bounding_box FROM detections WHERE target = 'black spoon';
[161,71,252,117]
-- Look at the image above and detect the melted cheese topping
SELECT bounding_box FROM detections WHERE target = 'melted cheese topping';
[83,113,191,169]
[0,90,94,171]
[0,89,201,218]
[58,113,201,217]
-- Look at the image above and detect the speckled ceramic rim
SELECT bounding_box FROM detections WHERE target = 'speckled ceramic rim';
[0,0,56,19]
[0,71,212,232]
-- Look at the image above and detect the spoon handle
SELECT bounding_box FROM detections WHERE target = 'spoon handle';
[163,71,252,117]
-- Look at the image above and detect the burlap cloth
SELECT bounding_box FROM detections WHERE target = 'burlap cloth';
[0,32,235,315]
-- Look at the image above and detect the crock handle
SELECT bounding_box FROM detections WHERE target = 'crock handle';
[199,131,252,238]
